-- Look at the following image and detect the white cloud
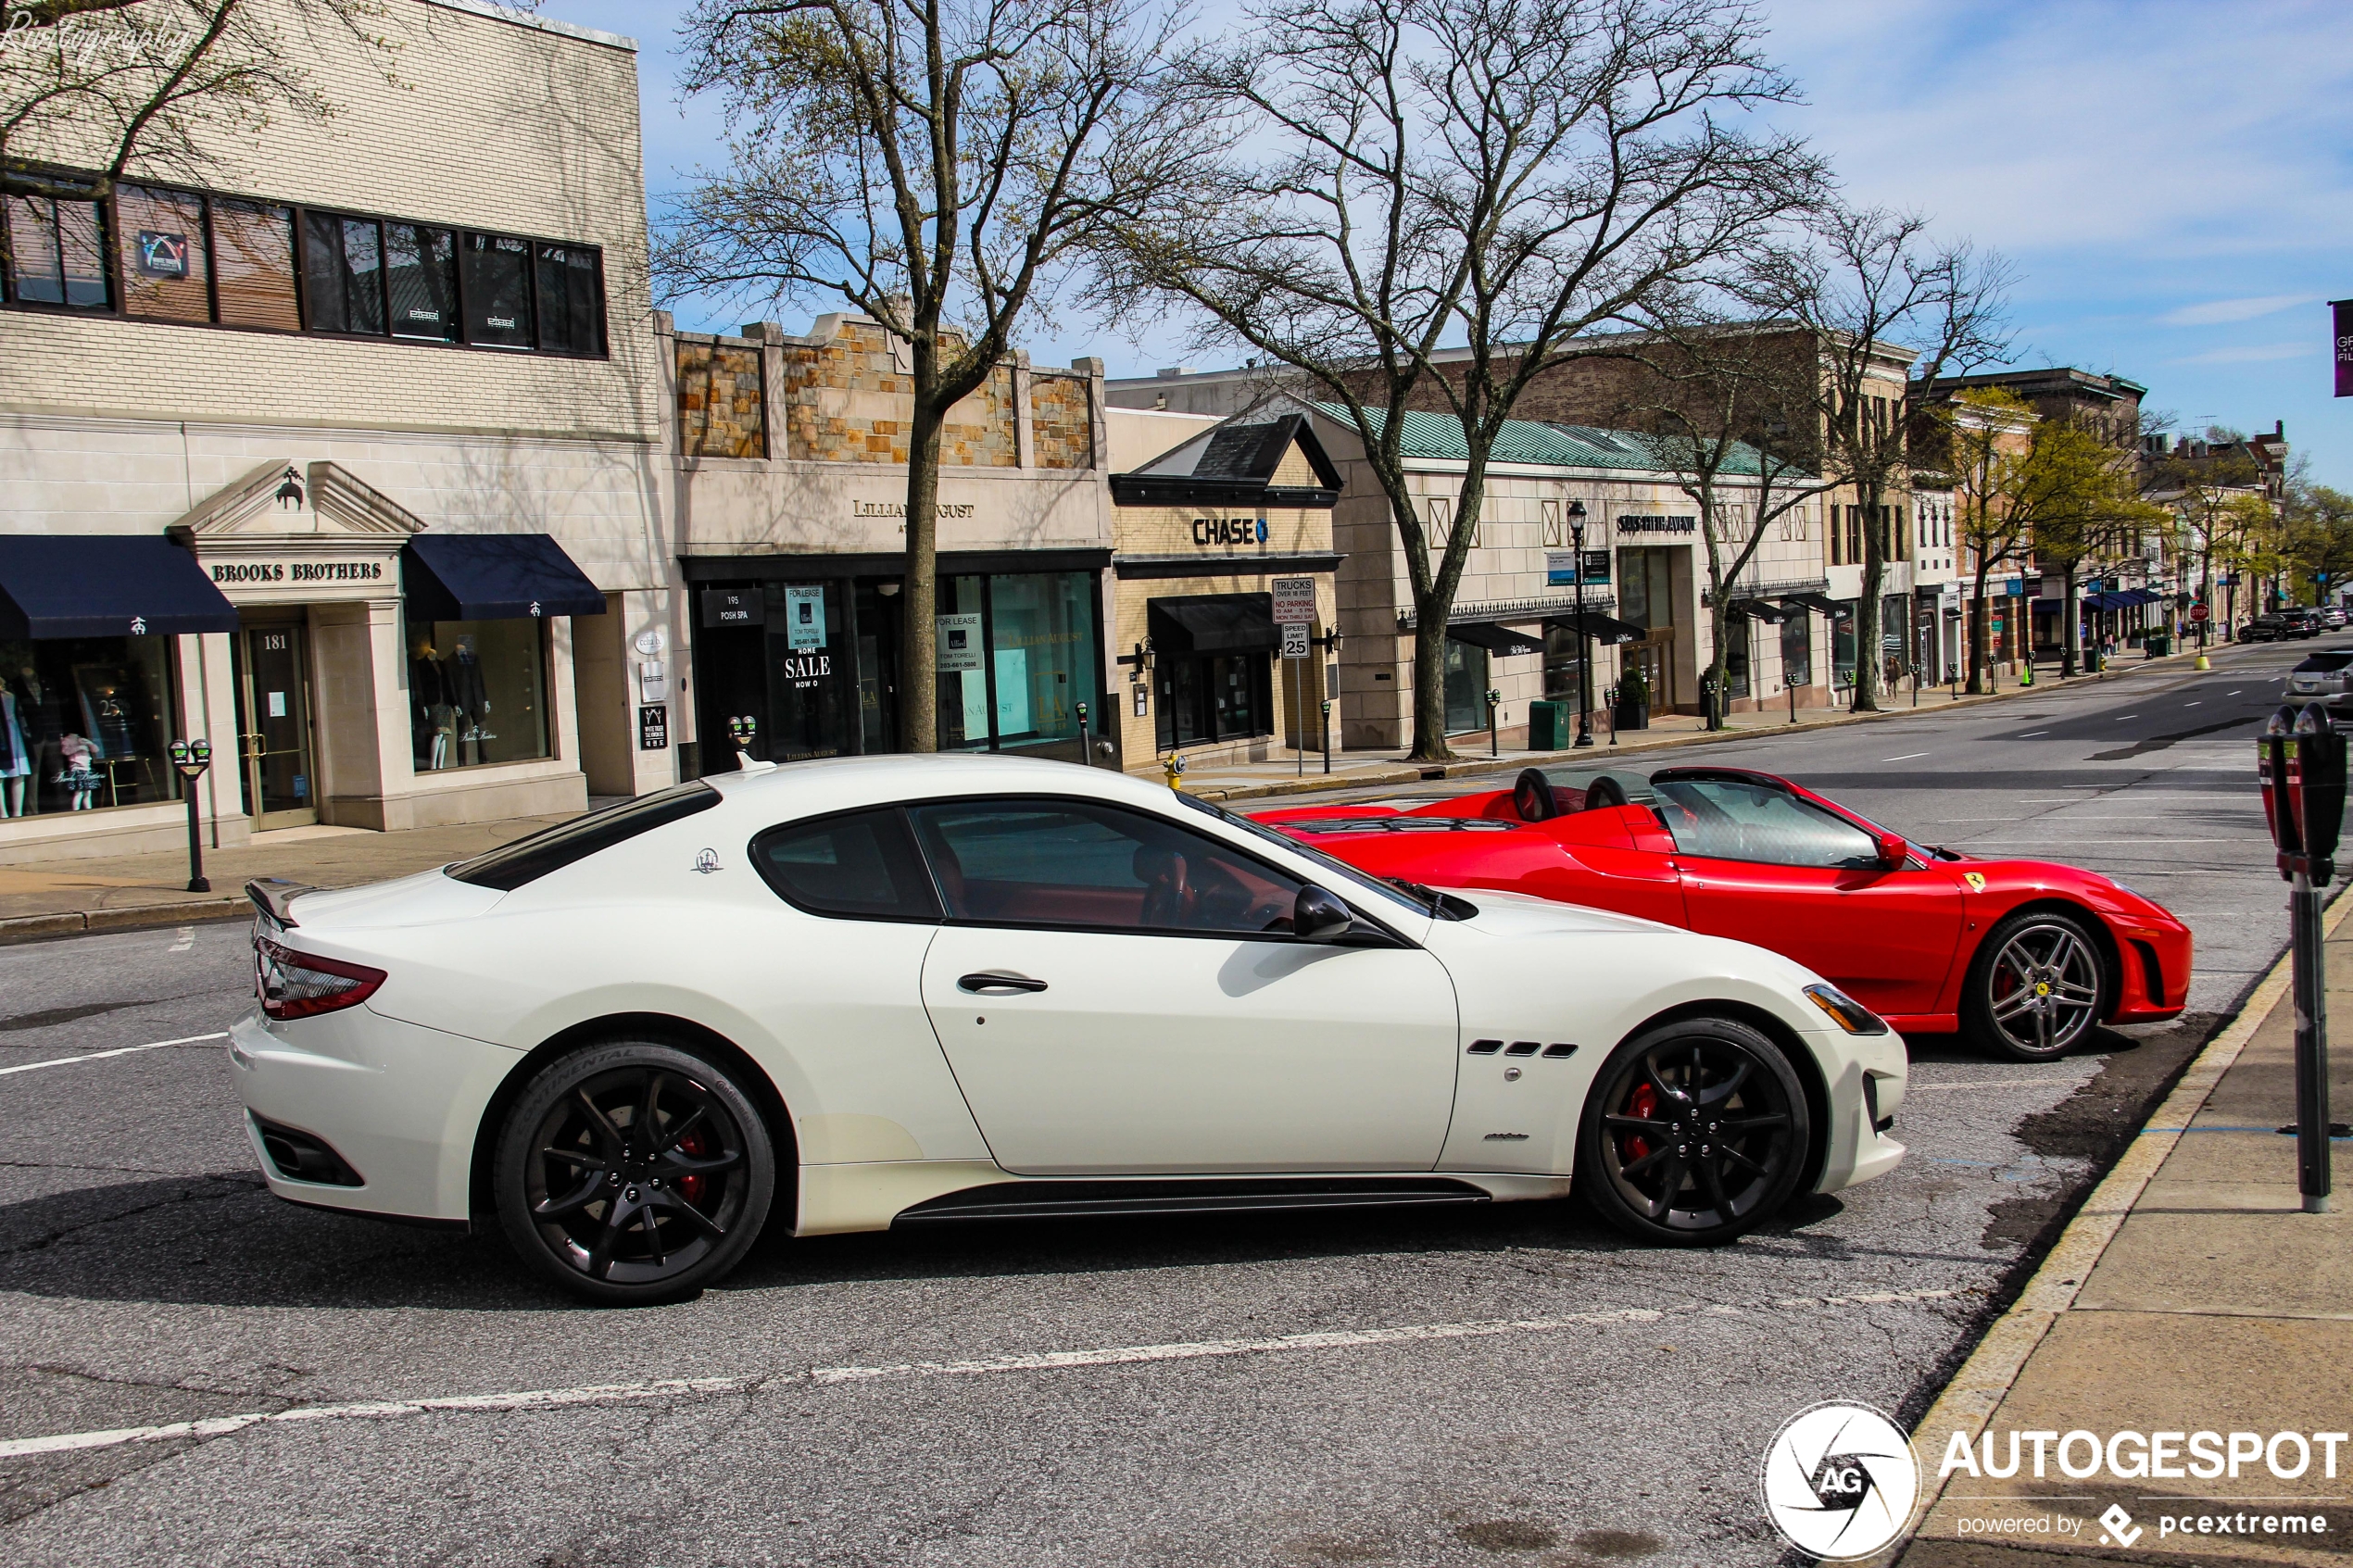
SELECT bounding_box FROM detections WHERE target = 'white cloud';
[2159,295,2315,327]
[2169,342,2312,366]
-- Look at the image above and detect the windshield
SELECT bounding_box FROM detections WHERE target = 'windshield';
[1174,794,1431,922]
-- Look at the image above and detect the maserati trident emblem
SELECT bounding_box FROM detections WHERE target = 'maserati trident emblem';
[693,848,721,874]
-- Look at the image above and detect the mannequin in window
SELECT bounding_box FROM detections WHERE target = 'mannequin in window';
[0,686,27,817]
[411,636,456,770]
[14,667,61,815]
[57,733,96,809]
[447,635,492,763]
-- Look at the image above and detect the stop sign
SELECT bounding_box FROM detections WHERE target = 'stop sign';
[2190,603,2211,622]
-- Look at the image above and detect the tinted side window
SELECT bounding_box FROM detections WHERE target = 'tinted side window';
[751,809,940,922]
[908,799,1303,935]
[1652,779,1879,869]
[447,782,720,890]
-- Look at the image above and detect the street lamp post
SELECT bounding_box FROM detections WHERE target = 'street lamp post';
[1487,687,1502,759]
[1569,502,1594,748]
[167,740,212,893]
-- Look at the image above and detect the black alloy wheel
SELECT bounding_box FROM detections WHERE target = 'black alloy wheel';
[1963,909,2108,1062]
[1577,1018,1809,1246]
[494,1041,774,1304]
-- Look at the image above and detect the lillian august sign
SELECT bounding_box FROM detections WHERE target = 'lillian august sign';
[852,500,977,521]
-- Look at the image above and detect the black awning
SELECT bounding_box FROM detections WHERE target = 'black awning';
[1446,621,1545,658]
[1728,597,1793,623]
[0,535,238,638]
[1148,592,1277,653]
[402,534,607,621]
[1780,592,1843,617]
[1543,611,1644,646]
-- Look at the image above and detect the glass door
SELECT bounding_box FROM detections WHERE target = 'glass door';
[233,621,316,829]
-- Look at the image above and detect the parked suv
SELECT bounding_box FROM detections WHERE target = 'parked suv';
[2283,607,2324,638]
[2286,649,2353,710]
[2326,606,2348,630]
[2242,614,2289,642]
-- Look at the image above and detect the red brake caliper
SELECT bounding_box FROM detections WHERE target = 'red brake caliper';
[677,1127,711,1207]
[1624,1082,1658,1165]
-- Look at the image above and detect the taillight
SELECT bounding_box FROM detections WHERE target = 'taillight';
[255,936,385,1020]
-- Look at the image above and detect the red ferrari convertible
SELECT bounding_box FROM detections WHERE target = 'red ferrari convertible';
[1259,766,2191,1061]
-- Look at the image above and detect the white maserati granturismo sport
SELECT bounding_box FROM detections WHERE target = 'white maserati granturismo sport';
[230,755,1907,1304]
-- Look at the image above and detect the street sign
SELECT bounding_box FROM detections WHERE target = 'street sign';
[1272,577,1315,625]
[1280,621,1310,659]
[2191,603,2211,622]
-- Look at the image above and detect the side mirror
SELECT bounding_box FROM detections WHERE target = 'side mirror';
[1876,832,1909,870]
[1293,884,1355,943]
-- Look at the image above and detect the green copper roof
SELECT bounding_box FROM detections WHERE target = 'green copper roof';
[1322,405,1784,477]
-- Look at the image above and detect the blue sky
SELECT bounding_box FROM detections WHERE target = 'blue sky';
[546,0,2353,488]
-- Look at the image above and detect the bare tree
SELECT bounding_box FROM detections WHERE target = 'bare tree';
[1748,207,2011,710]
[663,0,1197,752]
[1,0,392,265]
[1102,0,1822,759]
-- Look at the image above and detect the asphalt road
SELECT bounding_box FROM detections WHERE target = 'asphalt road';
[0,639,2317,1568]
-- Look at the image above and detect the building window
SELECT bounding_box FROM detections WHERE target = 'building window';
[0,636,180,815]
[461,232,534,348]
[1831,603,1856,688]
[212,199,300,330]
[1156,650,1268,749]
[1542,623,1586,702]
[385,223,459,341]
[303,210,387,334]
[1780,613,1812,687]
[1443,637,1489,733]
[1,168,605,357]
[985,571,1093,747]
[407,620,550,771]
[1723,618,1752,699]
[116,186,209,323]
[2,190,110,308]
[535,243,605,355]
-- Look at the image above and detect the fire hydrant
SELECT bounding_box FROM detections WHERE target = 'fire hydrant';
[1163,754,1187,791]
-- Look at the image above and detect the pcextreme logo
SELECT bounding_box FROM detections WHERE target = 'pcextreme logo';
[1759,1401,1921,1561]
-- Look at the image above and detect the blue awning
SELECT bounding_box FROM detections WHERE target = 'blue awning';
[0,535,238,638]
[401,534,606,621]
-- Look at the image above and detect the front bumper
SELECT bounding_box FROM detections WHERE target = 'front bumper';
[1813,1025,1908,1195]
[227,1006,521,1223]
[2106,917,2195,1024]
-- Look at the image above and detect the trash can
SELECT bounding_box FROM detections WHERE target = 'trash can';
[2145,633,2171,658]
[1528,700,1569,751]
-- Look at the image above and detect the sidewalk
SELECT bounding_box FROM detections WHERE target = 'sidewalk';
[1891,890,2353,1566]
[0,646,2207,943]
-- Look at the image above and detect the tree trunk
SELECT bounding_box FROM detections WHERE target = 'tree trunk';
[897,394,946,753]
[1410,602,1452,762]
[1854,493,1883,712]
[2059,564,2079,677]
[1966,576,1987,695]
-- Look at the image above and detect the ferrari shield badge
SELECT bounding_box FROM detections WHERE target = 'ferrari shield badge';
[1963,872,1986,892]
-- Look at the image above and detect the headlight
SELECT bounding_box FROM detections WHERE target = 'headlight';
[1804,983,1889,1035]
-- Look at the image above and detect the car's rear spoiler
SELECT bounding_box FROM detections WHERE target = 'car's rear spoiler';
[245,878,318,929]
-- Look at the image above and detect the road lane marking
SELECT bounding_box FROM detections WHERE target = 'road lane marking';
[0,1032,228,1077]
[1883,752,1931,761]
[1907,1080,2081,1091]
[2116,715,2137,721]
[2185,701,2203,707]
[0,1286,1965,1460]
[2015,732,2047,738]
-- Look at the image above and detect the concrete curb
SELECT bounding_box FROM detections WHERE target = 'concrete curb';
[1877,882,2353,1562]
[0,897,250,947]
[1188,648,2213,804]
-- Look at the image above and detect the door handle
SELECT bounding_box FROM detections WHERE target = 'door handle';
[958,972,1048,995]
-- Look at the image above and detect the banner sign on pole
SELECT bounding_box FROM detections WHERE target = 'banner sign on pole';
[2335,299,2353,398]
[1271,577,1315,625]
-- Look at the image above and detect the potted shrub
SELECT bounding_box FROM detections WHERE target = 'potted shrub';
[1613,665,1650,731]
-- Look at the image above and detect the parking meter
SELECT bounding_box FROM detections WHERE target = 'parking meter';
[168,739,213,893]
[2260,707,2302,870]
[2293,704,2348,880]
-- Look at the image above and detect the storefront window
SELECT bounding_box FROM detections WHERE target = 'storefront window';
[986,571,1093,749]
[407,619,549,771]
[764,581,852,761]
[1542,624,1586,702]
[1723,618,1752,699]
[936,575,990,751]
[0,637,179,815]
[1780,614,1812,687]
[1831,603,1856,688]
[1443,637,1489,733]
